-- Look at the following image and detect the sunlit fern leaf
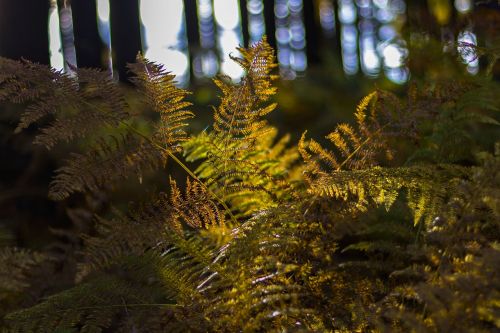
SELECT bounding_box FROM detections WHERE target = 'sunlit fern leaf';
[213,36,278,143]
[203,207,324,331]
[309,165,470,225]
[184,126,300,218]
[299,91,386,180]
[185,37,292,218]
[379,153,500,332]
[128,56,194,154]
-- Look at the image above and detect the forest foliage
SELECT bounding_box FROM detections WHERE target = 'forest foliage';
[0,36,499,332]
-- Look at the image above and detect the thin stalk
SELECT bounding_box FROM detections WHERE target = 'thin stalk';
[80,99,237,225]
[121,121,238,225]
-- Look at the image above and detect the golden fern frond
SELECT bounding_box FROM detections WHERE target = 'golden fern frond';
[184,126,300,217]
[2,56,194,200]
[180,38,296,218]
[299,91,387,178]
[310,165,470,225]
[379,151,500,332]
[128,56,194,154]
[169,177,225,231]
[203,207,324,331]
[213,36,278,144]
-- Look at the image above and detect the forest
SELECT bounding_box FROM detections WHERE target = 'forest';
[0,1,499,332]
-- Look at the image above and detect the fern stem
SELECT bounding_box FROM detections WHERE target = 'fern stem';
[121,121,238,226]
[78,99,238,225]
[335,124,387,171]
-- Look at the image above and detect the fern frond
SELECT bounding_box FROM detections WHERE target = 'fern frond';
[0,248,48,300]
[299,91,386,179]
[169,177,225,231]
[49,134,162,200]
[184,126,300,217]
[309,165,469,225]
[212,37,277,143]
[6,252,202,332]
[76,201,170,281]
[128,56,194,154]
[1,55,196,200]
[0,58,129,148]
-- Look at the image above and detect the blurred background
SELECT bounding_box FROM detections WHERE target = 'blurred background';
[0,0,498,248]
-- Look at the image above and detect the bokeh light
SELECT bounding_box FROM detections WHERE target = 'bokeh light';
[48,2,64,71]
[454,0,472,14]
[247,0,266,44]
[48,1,76,74]
[96,0,113,73]
[275,0,307,79]
[213,0,244,81]
[457,30,479,75]
[140,0,190,86]
[319,0,335,38]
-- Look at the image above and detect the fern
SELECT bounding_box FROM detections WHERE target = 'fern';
[299,92,389,179]
[1,55,192,200]
[309,165,470,225]
[181,38,304,219]
[1,38,499,333]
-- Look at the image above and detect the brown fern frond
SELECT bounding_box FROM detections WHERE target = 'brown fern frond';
[49,134,162,200]
[169,177,225,230]
[128,56,194,154]
[0,57,130,148]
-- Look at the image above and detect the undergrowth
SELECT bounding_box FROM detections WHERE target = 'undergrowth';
[0,37,499,332]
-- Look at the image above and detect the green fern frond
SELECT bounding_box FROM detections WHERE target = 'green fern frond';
[309,165,469,225]
[6,252,199,333]
[184,126,300,217]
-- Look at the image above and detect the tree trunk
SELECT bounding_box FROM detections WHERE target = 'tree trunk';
[71,0,106,69]
[0,0,50,64]
[109,0,142,83]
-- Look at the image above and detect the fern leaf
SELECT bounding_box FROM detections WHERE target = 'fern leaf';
[48,134,162,200]
[309,165,469,225]
[128,56,194,154]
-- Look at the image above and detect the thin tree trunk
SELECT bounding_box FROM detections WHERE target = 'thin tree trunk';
[109,0,142,83]
[240,0,249,47]
[184,0,200,83]
[303,0,321,65]
[263,0,277,50]
[72,0,106,69]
